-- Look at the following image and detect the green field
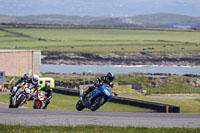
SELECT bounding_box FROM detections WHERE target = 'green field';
[0,25,200,54]
[41,73,200,94]
[1,124,199,133]
[0,93,153,112]
[5,73,200,113]
[1,90,200,113]
[116,73,200,94]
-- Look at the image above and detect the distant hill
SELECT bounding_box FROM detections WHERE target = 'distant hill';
[132,13,200,28]
[0,13,200,28]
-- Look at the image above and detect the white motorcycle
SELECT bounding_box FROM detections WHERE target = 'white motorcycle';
[9,83,35,108]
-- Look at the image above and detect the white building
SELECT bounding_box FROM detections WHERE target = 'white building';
[0,50,41,76]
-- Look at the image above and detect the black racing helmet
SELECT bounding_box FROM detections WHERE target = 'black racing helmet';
[45,82,50,89]
[105,72,115,83]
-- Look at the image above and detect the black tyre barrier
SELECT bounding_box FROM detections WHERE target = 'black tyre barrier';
[54,87,79,96]
[55,80,94,88]
[109,96,180,113]
[53,87,180,113]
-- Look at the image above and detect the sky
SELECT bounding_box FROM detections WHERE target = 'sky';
[0,0,199,17]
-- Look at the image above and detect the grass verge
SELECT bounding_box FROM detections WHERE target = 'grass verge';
[1,91,200,113]
[0,124,199,133]
[0,93,153,112]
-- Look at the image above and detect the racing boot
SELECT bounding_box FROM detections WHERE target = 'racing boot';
[79,89,84,103]
[10,87,17,96]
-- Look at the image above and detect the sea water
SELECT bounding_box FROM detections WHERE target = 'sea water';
[41,64,200,75]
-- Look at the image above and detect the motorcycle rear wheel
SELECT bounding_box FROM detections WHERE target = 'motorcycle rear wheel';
[90,97,105,111]
[76,100,85,111]
[9,98,14,108]
[9,103,14,108]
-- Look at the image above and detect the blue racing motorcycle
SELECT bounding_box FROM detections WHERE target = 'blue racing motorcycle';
[76,84,115,111]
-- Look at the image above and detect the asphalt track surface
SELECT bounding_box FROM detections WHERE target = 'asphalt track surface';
[0,103,200,128]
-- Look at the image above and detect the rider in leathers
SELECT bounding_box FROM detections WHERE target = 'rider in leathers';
[39,82,53,109]
[81,72,115,100]
[10,74,39,104]
[10,73,30,95]
[24,74,40,100]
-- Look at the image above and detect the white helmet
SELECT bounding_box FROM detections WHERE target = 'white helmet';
[32,74,39,84]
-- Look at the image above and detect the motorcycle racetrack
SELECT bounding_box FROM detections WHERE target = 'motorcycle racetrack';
[0,103,200,128]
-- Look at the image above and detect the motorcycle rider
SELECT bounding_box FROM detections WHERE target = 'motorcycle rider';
[39,82,53,109]
[10,73,31,96]
[26,74,40,98]
[10,74,39,105]
[80,72,115,100]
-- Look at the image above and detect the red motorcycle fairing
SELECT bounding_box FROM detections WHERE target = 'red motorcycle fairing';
[33,90,47,109]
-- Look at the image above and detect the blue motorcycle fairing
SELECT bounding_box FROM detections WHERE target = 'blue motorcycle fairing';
[91,85,112,99]
[83,84,112,108]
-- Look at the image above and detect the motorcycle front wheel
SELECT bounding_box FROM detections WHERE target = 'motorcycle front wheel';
[14,95,26,108]
[33,101,41,109]
[90,97,105,111]
[76,100,85,111]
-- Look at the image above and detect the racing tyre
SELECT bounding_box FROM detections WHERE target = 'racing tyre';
[9,104,14,108]
[14,95,26,108]
[9,96,14,108]
[76,100,85,111]
[33,101,41,109]
[90,97,105,111]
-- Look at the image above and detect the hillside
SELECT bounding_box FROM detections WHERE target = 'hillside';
[0,13,200,28]
[132,13,200,27]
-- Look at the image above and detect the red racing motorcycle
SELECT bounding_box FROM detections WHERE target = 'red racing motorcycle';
[33,90,47,109]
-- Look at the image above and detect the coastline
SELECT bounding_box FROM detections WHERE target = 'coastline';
[41,64,200,75]
[41,51,200,66]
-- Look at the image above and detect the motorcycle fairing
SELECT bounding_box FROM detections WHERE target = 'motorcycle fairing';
[91,85,112,99]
